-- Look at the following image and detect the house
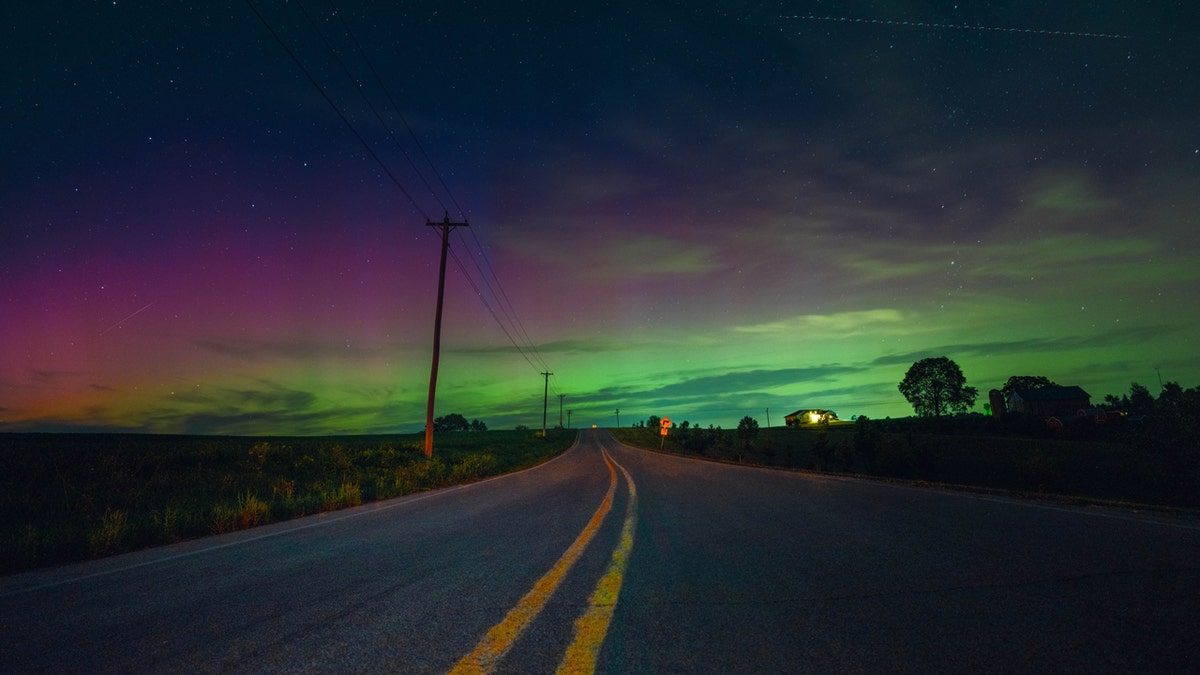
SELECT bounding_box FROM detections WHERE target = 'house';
[784,409,838,427]
[1007,386,1091,418]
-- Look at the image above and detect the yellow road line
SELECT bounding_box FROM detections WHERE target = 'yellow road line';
[557,449,638,674]
[449,451,618,675]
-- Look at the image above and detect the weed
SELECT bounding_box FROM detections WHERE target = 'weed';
[237,493,270,529]
[272,477,296,500]
[450,453,497,483]
[152,505,183,542]
[89,509,129,556]
[248,442,271,470]
[212,492,269,533]
[322,481,362,510]
[0,430,576,574]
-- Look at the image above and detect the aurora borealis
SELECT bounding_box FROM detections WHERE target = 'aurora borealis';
[3,2,1197,434]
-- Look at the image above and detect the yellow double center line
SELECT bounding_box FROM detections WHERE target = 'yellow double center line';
[450,445,637,675]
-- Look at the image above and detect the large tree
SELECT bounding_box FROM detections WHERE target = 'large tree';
[432,413,470,432]
[898,356,978,417]
[1001,375,1057,400]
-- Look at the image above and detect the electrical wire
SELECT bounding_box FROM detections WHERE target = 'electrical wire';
[247,0,560,398]
[243,0,432,222]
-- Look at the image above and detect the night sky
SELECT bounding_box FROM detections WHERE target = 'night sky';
[3,2,1198,434]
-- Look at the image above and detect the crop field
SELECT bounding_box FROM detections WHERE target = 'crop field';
[0,429,576,574]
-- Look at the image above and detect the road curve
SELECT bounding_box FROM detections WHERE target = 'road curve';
[3,429,1199,673]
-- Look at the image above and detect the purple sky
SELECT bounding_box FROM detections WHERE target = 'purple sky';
[3,2,1198,434]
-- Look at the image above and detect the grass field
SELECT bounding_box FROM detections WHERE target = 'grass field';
[0,429,576,575]
[613,418,1199,510]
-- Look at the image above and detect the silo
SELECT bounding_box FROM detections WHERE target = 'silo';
[989,389,1007,417]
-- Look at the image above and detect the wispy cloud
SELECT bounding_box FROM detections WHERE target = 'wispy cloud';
[195,337,391,362]
[731,309,915,337]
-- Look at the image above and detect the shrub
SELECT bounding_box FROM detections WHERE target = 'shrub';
[395,458,447,494]
[449,453,498,483]
[322,482,363,510]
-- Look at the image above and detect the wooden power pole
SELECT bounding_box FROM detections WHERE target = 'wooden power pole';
[424,213,468,457]
[541,371,554,437]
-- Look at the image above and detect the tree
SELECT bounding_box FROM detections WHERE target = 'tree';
[737,416,759,441]
[470,418,488,432]
[736,416,760,460]
[432,413,470,432]
[1129,382,1155,414]
[1001,375,1057,400]
[898,356,978,417]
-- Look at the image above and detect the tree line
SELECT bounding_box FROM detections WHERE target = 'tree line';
[897,355,1199,420]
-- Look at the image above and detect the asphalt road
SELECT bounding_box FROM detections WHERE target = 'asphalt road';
[3,429,1199,673]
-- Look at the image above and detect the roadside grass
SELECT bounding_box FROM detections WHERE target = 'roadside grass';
[613,420,1199,509]
[0,429,575,574]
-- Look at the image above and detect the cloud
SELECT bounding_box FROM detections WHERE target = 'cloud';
[1027,171,1113,213]
[870,323,1189,367]
[731,309,915,337]
[229,387,318,411]
[566,364,863,408]
[32,369,87,383]
[195,337,389,362]
[454,336,643,355]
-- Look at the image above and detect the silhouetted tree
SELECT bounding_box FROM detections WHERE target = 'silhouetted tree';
[898,356,978,417]
[737,416,759,439]
[736,416,759,461]
[432,413,470,432]
[1001,375,1057,400]
[1129,382,1155,414]
[469,418,487,432]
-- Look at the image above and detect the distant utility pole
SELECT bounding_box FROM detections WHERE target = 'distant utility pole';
[615,408,620,428]
[558,394,565,428]
[424,213,469,458]
[766,408,771,428]
[541,371,553,437]
[567,409,573,428]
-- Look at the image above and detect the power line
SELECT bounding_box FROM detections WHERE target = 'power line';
[314,0,463,217]
[247,0,559,408]
[298,1,555,382]
[453,229,552,374]
[446,247,547,374]
[243,0,432,221]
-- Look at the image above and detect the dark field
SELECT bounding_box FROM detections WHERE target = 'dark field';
[0,429,576,574]
[613,416,1200,511]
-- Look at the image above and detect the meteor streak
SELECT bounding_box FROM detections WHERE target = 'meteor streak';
[99,302,156,335]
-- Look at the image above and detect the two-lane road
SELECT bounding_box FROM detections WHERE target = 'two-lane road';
[3,429,1199,672]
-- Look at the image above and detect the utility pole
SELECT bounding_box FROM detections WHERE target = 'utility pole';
[766,408,771,428]
[567,409,573,428]
[558,393,565,429]
[541,371,553,437]
[615,408,620,428]
[424,213,468,458]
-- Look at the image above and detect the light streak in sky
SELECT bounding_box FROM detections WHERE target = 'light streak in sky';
[99,302,156,336]
[783,15,1129,40]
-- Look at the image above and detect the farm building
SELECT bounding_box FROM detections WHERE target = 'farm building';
[784,409,839,426]
[1007,385,1091,418]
